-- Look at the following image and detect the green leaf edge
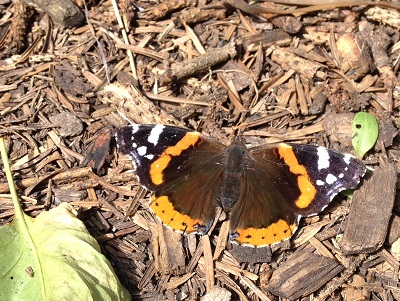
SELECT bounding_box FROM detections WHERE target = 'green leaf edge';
[0,137,46,297]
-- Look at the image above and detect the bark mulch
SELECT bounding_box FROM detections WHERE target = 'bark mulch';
[1,0,400,300]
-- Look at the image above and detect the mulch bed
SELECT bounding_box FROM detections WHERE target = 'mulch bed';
[1,0,400,300]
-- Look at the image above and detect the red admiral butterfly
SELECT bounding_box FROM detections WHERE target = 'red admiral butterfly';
[116,124,366,247]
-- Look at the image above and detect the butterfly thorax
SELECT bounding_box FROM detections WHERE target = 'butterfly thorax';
[220,140,247,212]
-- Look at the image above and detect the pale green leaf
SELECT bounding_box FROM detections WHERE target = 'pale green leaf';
[0,203,131,301]
[0,137,131,301]
[352,112,379,159]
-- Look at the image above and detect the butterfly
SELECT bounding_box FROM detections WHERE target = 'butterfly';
[116,124,366,247]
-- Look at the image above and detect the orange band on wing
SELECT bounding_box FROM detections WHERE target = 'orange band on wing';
[150,195,203,232]
[234,219,297,247]
[150,132,200,185]
[278,144,317,209]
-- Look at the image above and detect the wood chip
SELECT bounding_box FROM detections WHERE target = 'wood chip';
[271,47,326,80]
[150,221,186,274]
[341,164,397,254]
[200,286,231,301]
[265,251,344,300]
[98,83,184,126]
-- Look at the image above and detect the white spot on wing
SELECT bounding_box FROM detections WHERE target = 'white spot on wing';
[316,180,325,186]
[343,154,352,164]
[148,124,165,145]
[317,147,330,170]
[325,174,337,185]
[338,173,344,179]
[137,146,147,156]
[131,124,139,133]
[145,154,154,160]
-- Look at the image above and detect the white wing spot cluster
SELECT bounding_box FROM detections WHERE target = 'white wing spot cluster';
[136,145,155,160]
[145,154,154,160]
[316,179,325,186]
[325,174,337,185]
[343,154,352,164]
[131,124,139,133]
[148,124,165,145]
[137,146,147,156]
[317,147,330,170]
